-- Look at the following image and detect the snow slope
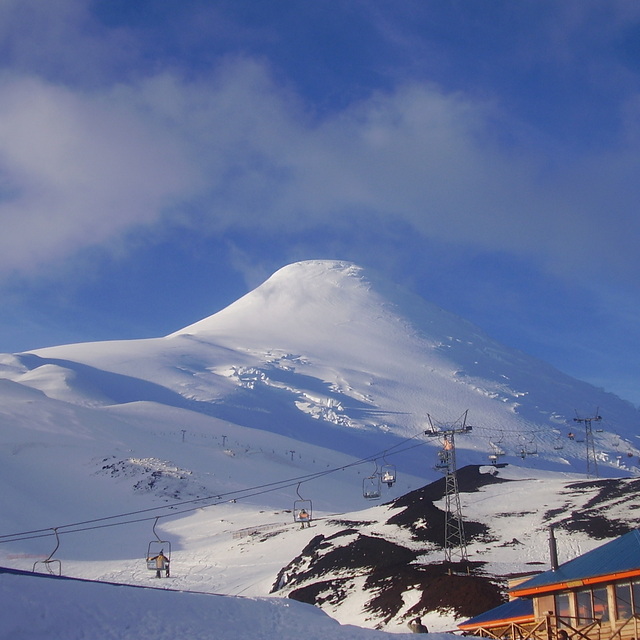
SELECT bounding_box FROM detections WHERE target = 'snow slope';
[1,260,639,635]
[2,567,460,640]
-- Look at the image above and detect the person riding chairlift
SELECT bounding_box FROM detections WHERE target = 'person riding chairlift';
[298,509,310,529]
[149,549,170,578]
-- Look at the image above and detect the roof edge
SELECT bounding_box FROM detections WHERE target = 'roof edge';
[511,568,640,598]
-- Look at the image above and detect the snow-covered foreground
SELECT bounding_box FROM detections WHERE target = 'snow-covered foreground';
[4,462,636,635]
[1,568,460,640]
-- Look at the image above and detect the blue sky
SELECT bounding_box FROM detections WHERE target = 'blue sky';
[0,0,639,406]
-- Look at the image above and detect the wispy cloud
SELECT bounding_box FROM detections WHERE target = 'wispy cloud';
[0,0,639,298]
[1,53,639,294]
[0,74,195,272]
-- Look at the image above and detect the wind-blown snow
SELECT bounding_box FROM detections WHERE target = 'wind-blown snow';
[1,260,639,636]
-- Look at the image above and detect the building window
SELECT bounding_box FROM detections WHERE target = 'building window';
[615,583,633,620]
[556,593,571,620]
[593,587,610,622]
[632,580,640,614]
[576,589,594,623]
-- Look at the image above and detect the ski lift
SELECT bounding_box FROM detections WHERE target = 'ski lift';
[362,461,382,499]
[363,474,382,499]
[33,527,62,576]
[518,435,537,456]
[293,483,313,526]
[525,437,538,455]
[435,449,449,471]
[380,456,396,487]
[146,517,172,573]
[489,440,505,463]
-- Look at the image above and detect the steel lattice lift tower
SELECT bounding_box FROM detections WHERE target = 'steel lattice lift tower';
[427,411,473,564]
[574,408,602,478]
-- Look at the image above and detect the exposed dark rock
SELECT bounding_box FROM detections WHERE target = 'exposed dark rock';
[272,532,417,593]
[391,465,511,507]
[545,477,640,539]
[272,467,510,627]
[385,466,501,545]
[271,466,640,630]
[364,561,505,626]
[288,577,353,608]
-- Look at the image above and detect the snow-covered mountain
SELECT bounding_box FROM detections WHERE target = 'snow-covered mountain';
[6,260,639,473]
[1,259,640,635]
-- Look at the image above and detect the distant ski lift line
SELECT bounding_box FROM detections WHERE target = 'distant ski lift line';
[3,415,626,548]
[4,409,613,546]
[0,427,430,544]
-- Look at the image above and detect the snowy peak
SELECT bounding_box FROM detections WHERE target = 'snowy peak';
[168,259,504,388]
[174,259,470,344]
[172,260,411,347]
[7,259,640,477]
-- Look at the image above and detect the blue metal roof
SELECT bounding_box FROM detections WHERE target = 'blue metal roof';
[512,529,640,594]
[460,597,534,628]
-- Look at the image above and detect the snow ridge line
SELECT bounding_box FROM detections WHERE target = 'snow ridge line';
[0,565,233,598]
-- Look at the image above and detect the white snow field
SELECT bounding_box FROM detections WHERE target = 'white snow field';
[1,260,639,636]
[2,568,464,640]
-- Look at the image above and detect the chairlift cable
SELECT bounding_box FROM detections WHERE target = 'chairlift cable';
[0,431,429,544]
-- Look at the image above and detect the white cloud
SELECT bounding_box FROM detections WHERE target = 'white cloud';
[0,74,196,272]
[0,52,638,292]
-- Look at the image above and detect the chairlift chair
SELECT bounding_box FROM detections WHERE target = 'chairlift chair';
[517,435,537,456]
[293,501,313,525]
[492,446,506,457]
[489,440,505,462]
[380,463,396,487]
[363,474,382,499]
[33,527,62,576]
[293,483,313,526]
[435,449,449,470]
[146,517,172,574]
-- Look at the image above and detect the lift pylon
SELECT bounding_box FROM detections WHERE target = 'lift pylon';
[427,411,473,564]
[574,408,602,478]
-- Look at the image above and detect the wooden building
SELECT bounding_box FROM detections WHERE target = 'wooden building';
[459,529,640,640]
